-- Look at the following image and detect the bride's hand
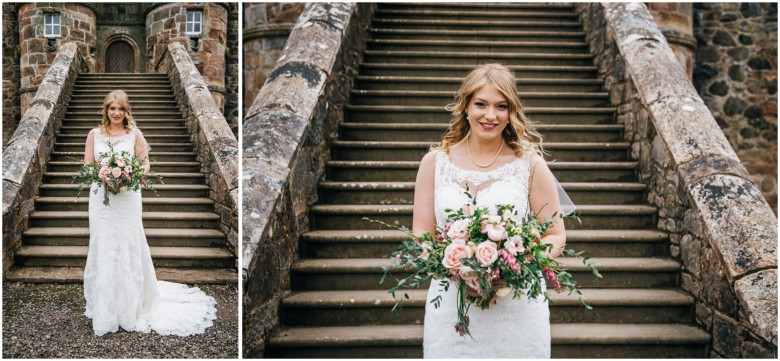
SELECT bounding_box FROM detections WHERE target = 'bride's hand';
[465,278,507,298]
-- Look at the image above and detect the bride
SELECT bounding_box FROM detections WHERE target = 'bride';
[413,64,566,358]
[82,90,217,337]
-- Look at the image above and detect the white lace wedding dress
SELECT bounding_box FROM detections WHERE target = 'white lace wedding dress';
[83,128,217,337]
[423,150,551,358]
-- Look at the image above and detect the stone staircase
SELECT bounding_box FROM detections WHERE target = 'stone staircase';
[267,3,710,358]
[5,73,236,284]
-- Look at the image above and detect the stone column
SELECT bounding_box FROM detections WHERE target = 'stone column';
[146,3,229,112]
[647,3,696,78]
[242,3,304,113]
[18,3,96,114]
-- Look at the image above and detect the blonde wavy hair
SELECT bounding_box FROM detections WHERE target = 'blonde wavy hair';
[100,90,136,134]
[437,63,543,156]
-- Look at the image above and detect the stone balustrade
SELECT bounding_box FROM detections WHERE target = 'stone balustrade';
[241,2,374,356]
[156,42,239,255]
[577,3,777,357]
[2,42,84,275]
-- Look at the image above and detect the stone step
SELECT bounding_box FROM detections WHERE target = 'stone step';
[66,111,182,118]
[370,28,585,42]
[75,79,171,85]
[47,161,200,173]
[310,204,656,230]
[33,196,214,212]
[43,171,204,184]
[349,90,608,107]
[366,38,589,54]
[355,75,603,92]
[49,151,197,163]
[338,123,622,142]
[345,105,615,124]
[68,98,177,105]
[23,227,225,247]
[14,245,234,268]
[78,73,168,77]
[301,229,669,258]
[56,133,191,143]
[71,89,174,96]
[362,50,594,66]
[267,323,709,358]
[358,63,599,78]
[325,160,638,183]
[39,183,208,197]
[371,18,582,32]
[67,105,178,112]
[54,142,193,152]
[318,181,647,205]
[374,8,579,22]
[4,266,237,284]
[281,288,692,326]
[29,211,221,228]
[292,257,678,290]
[62,119,186,127]
[58,126,188,135]
[331,141,630,162]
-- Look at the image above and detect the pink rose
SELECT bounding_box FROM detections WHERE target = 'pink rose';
[504,235,523,255]
[111,167,122,178]
[480,215,502,232]
[458,266,480,290]
[475,241,498,266]
[100,158,109,167]
[124,166,132,173]
[98,166,110,180]
[447,219,471,244]
[442,243,472,270]
[462,203,475,217]
[484,223,508,242]
[116,160,126,168]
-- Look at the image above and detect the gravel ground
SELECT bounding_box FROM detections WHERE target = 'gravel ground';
[2,282,238,358]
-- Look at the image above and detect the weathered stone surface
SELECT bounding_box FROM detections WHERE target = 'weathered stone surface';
[647,97,739,165]
[243,110,308,168]
[712,312,742,357]
[241,157,289,269]
[689,175,777,279]
[734,270,778,344]
[246,67,327,123]
[275,2,351,73]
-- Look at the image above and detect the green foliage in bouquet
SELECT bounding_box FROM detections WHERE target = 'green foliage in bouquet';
[72,146,164,206]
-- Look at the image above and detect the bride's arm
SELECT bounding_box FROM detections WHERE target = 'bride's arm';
[528,153,566,259]
[412,151,437,237]
[135,131,151,175]
[84,129,96,164]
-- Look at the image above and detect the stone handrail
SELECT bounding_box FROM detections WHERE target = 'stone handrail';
[2,42,84,275]
[241,2,374,356]
[155,42,239,254]
[577,3,777,357]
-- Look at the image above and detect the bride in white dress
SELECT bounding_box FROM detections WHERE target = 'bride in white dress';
[413,64,567,358]
[82,90,216,337]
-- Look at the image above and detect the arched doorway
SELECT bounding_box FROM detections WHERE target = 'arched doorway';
[105,41,135,73]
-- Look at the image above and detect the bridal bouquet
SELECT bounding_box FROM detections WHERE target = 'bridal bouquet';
[373,189,600,337]
[73,146,164,206]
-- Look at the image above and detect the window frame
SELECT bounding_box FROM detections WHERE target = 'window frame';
[185,10,202,36]
[44,13,61,38]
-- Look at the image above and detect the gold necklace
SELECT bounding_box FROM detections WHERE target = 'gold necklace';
[466,135,504,168]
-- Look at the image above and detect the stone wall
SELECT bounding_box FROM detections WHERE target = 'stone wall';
[577,3,777,358]
[94,3,148,73]
[2,42,83,275]
[156,42,238,256]
[646,3,696,77]
[225,5,239,138]
[693,3,777,214]
[242,3,304,114]
[3,3,21,148]
[17,3,96,114]
[241,3,374,357]
[146,3,229,113]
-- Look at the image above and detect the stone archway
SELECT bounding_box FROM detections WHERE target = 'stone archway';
[104,40,135,73]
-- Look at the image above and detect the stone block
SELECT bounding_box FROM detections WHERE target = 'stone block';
[648,97,740,166]
[243,110,307,168]
[680,234,702,277]
[246,63,327,121]
[734,269,777,344]
[241,156,289,270]
[712,312,742,357]
[689,175,777,279]
[700,246,738,316]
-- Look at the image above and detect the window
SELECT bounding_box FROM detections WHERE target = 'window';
[44,13,61,37]
[185,10,202,35]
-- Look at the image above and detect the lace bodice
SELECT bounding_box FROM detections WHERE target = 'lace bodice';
[433,150,531,225]
[93,128,136,160]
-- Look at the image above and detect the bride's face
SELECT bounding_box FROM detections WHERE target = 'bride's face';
[107,101,126,126]
[465,85,509,142]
